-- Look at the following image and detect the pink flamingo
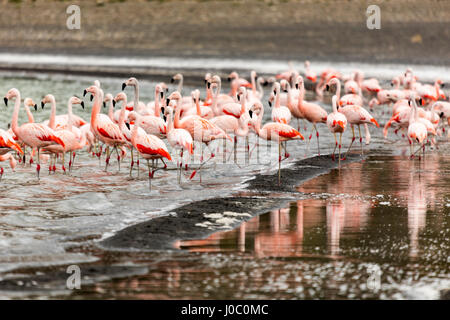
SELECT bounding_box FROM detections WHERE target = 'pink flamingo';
[41,94,87,130]
[182,90,214,119]
[121,77,148,112]
[42,96,86,173]
[4,88,63,179]
[171,73,194,105]
[250,101,304,184]
[296,76,328,155]
[129,111,172,190]
[408,96,428,159]
[164,106,194,183]
[304,61,317,83]
[84,85,127,171]
[270,82,292,124]
[228,71,252,89]
[326,95,347,164]
[338,103,379,158]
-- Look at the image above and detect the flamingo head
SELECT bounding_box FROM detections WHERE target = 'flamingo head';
[227,71,238,82]
[168,91,182,103]
[204,73,212,84]
[70,96,84,109]
[122,77,138,91]
[24,98,38,111]
[41,94,55,109]
[113,92,127,106]
[4,88,20,106]
[171,73,183,83]
[84,85,100,98]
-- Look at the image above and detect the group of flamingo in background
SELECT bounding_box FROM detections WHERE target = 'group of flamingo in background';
[1,61,449,187]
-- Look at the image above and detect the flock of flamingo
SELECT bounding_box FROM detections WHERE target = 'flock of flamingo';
[1,62,449,187]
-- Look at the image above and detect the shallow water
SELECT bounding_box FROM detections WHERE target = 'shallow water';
[0,63,449,299]
[62,154,449,300]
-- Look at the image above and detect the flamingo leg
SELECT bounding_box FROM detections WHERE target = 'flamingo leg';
[338,133,343,167]
[245,135,249,165]
[278,141,281,186]
[358,125,364,156]
[129,147,134,177]
[105,146,110,171]
[332,133,337,161]
[234,136,237,163]
[114,146,121,171]
[146,159,152,191]
[305,126,315,157]
[222,138,226,164]
[313,123,320,156]
[344,126,356,159]
[36,147,41,180]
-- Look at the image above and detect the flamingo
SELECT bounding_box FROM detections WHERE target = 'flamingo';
[338,103,379,158]
[41,94,87,130]
[228,71,252,89]
[121,77,147,112]
[182,90,214,119]
[270,82,292,124]
[250,101,304,185]
[42,96,86,173]
[4,88,63,179]
[128,112,172,190]
[171,73,193,105]
[327,95,347,165]
[83,85,127,171]
[164,106,194,183]
[296,75,328,155]
[408,96,428,159]
[304,61,317,83]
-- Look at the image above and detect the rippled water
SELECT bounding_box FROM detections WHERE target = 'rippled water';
[0,60,449,299]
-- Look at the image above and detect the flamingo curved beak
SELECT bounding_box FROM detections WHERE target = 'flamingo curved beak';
[122,83,126,90]
[34,104,38,111]
[41,101,45,109]
[81,101,85,109]
[83,89,87,97]
[4,97,8,106]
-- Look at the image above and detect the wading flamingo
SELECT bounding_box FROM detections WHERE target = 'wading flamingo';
[84,85,127,171]
[327,95,347,165]
[250,101,304,185]
[408,96,428,159]
[296,76,327,155]
[4,88,63,179]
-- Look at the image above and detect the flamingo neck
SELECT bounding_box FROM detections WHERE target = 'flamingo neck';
[24,104,34,123]
[108,100,114,120]
[118,97,128,129]
[167,109,174,133]
[254,105,264,138]
[195,96,202,117]
[297,82,305,112]
[274,87,281,109]
[154,89,161,116]
[131,113,141,144]
[133,82,139,111]
[67,101,73,132]
[236,114,250,137]
[11,91,21,137]
[173,99,182,128]
[48,97,57,130]
[211,82,221,116]
[91,89,103,131]
[251,72,256,94]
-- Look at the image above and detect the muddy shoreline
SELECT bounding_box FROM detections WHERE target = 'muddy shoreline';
[101,154,363,251]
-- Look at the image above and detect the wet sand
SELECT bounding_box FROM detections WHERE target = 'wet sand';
[0,0,449,65]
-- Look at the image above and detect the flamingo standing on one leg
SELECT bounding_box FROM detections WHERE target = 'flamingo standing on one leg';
[250,101,304,185]
[4,88,63,179]
[326,95,347,165]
